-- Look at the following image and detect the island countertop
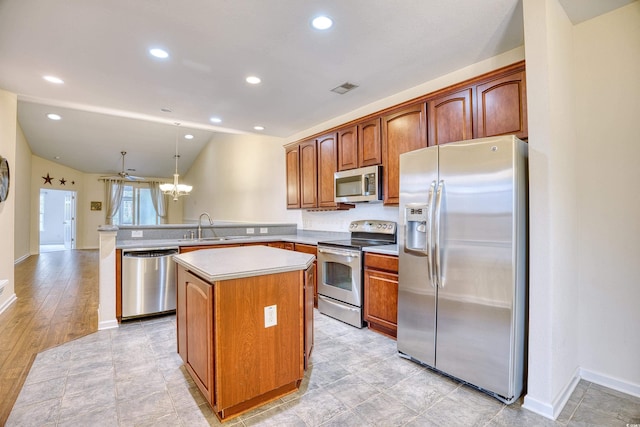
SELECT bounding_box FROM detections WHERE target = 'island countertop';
[173,245,315,282]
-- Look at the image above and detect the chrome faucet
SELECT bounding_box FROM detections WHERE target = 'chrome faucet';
[197,212,213,240]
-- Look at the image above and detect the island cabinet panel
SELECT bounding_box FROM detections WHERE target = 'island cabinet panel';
[337,125,358,171]
[359,118,383,167]
[304,263,315,369]
[476,69,527,140]
[317,133,338,208]
[177,268,215,405]
[364,253,399,339]
[176,261,306,422]
[295,243,318,307]
[428,87,473,146]
[382,103,428,205]
[214,270,302,417]
[299,139,318,209]
[285,145,301,209]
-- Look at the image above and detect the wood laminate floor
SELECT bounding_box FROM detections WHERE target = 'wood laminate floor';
[0,250,99,425]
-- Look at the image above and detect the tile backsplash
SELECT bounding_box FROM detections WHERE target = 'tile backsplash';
[301,203,399,232]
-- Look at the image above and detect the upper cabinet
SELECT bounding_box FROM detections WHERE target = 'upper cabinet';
[299,139,318,209]
[285,61,526,208]
[476,69,527,140]
[337,126,358,171]
[337,118,382,172]
[317,132,338,208]
[285,145,300,209]
[382,103,428,205]
[359,118,383,167]
[428,87,473,147]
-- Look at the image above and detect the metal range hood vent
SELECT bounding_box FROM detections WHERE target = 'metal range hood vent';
[330,82,359,95]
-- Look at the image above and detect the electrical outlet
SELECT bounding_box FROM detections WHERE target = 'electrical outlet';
[246,228,255,234]
[131,230,143,238]
[260,227,268,234]
[264,305,277,328]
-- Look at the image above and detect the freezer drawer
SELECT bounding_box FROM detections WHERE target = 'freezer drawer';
[122,247,178,319]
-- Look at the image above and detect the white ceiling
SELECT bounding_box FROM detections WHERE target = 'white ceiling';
[0,0,633,178]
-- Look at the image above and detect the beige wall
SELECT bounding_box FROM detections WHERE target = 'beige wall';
[0,89,17,312]
[574,1,640,393]
[14,122,32,262]
[183,133,300,224]
[523,0,640,418]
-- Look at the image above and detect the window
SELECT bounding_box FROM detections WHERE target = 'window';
[112,185,159,225]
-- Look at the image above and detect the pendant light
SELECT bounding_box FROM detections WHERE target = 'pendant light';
[160,123,193,201]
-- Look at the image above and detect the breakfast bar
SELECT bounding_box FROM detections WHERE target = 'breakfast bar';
[172,245,315,422]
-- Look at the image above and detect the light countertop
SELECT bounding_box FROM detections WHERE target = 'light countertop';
[173,245,315,282]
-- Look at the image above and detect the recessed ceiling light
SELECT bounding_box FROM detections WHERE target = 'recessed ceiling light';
[43,75,64,84]
[47,113,62,121]
[149,48,169,59]
[312,15,333,30]
[209,117,222,123]
[253,126,265,131]
[161,107,173,113]
[184,134,194,140]
[54,156,61,160]
[246,76,261,85]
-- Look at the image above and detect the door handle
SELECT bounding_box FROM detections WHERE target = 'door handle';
[434,180,444,287]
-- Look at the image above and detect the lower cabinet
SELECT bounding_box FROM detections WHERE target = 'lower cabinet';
[364,252,399,339]
[294,243,318,308]
[176,263,314,421]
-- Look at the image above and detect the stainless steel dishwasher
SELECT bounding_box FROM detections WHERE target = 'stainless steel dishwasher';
[122,247,179,319]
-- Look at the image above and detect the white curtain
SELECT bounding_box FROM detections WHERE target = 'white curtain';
[104,179,124,225]
[148,181,168,223]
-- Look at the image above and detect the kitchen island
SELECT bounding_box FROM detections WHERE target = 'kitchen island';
[172,245,315,422]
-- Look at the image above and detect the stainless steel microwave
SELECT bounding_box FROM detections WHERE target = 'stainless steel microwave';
[334,165,382,203]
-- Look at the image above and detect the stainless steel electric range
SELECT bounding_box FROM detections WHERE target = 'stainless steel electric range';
[317,220,397,328]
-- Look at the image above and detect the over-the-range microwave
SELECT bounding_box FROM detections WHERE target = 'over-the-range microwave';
[334,165,382,203]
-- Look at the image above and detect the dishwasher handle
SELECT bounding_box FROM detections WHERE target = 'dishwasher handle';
[123,248,178,258]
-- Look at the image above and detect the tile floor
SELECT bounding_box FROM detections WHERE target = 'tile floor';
[7,310,640,426]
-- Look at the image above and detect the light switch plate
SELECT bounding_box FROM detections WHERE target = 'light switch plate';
[246,228,255,234]
[264,305,277,328]
[260,227,268,234]
[131,230,143,238]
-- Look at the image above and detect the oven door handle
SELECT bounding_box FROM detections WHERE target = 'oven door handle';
[318,247,361,258]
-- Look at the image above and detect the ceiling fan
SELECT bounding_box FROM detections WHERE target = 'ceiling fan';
[101,151,144,181]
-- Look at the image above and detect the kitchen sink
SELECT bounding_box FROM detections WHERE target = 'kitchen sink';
[178,236,247,242]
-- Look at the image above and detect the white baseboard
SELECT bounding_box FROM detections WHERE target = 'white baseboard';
[14,253,30,264]
[98,319,119,330]
[0,293,17,315]
[580,367,640,399]
[523,367,580,420]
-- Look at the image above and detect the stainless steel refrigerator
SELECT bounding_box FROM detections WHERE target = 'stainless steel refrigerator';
[397,135,527,404]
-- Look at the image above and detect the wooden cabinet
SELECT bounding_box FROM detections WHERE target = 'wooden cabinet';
[337,119,382,171]
[304,263,315,369]
[295,243,318,308]
[176,263,306,421]
[364,252,399,339]
[476,69,527,140]
[285,145,300,209]
[177,268,215,403]
[428,87,473,146]
[337,125,358,171]
[382,103,428,204]
[317,133,338,208]
[359,118,383,167]
[299,139,318,209]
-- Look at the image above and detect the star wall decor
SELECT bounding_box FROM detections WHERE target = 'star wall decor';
[59,177,66,185]
[42,173,54,185]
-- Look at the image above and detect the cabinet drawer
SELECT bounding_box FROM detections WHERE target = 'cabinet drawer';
[364,253,398,272]
[294,243,317,255]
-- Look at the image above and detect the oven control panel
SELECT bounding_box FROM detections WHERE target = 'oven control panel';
[349,220,396,235]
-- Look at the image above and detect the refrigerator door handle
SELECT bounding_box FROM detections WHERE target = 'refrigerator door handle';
[434,180,444,287]
[426,180,437,287]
